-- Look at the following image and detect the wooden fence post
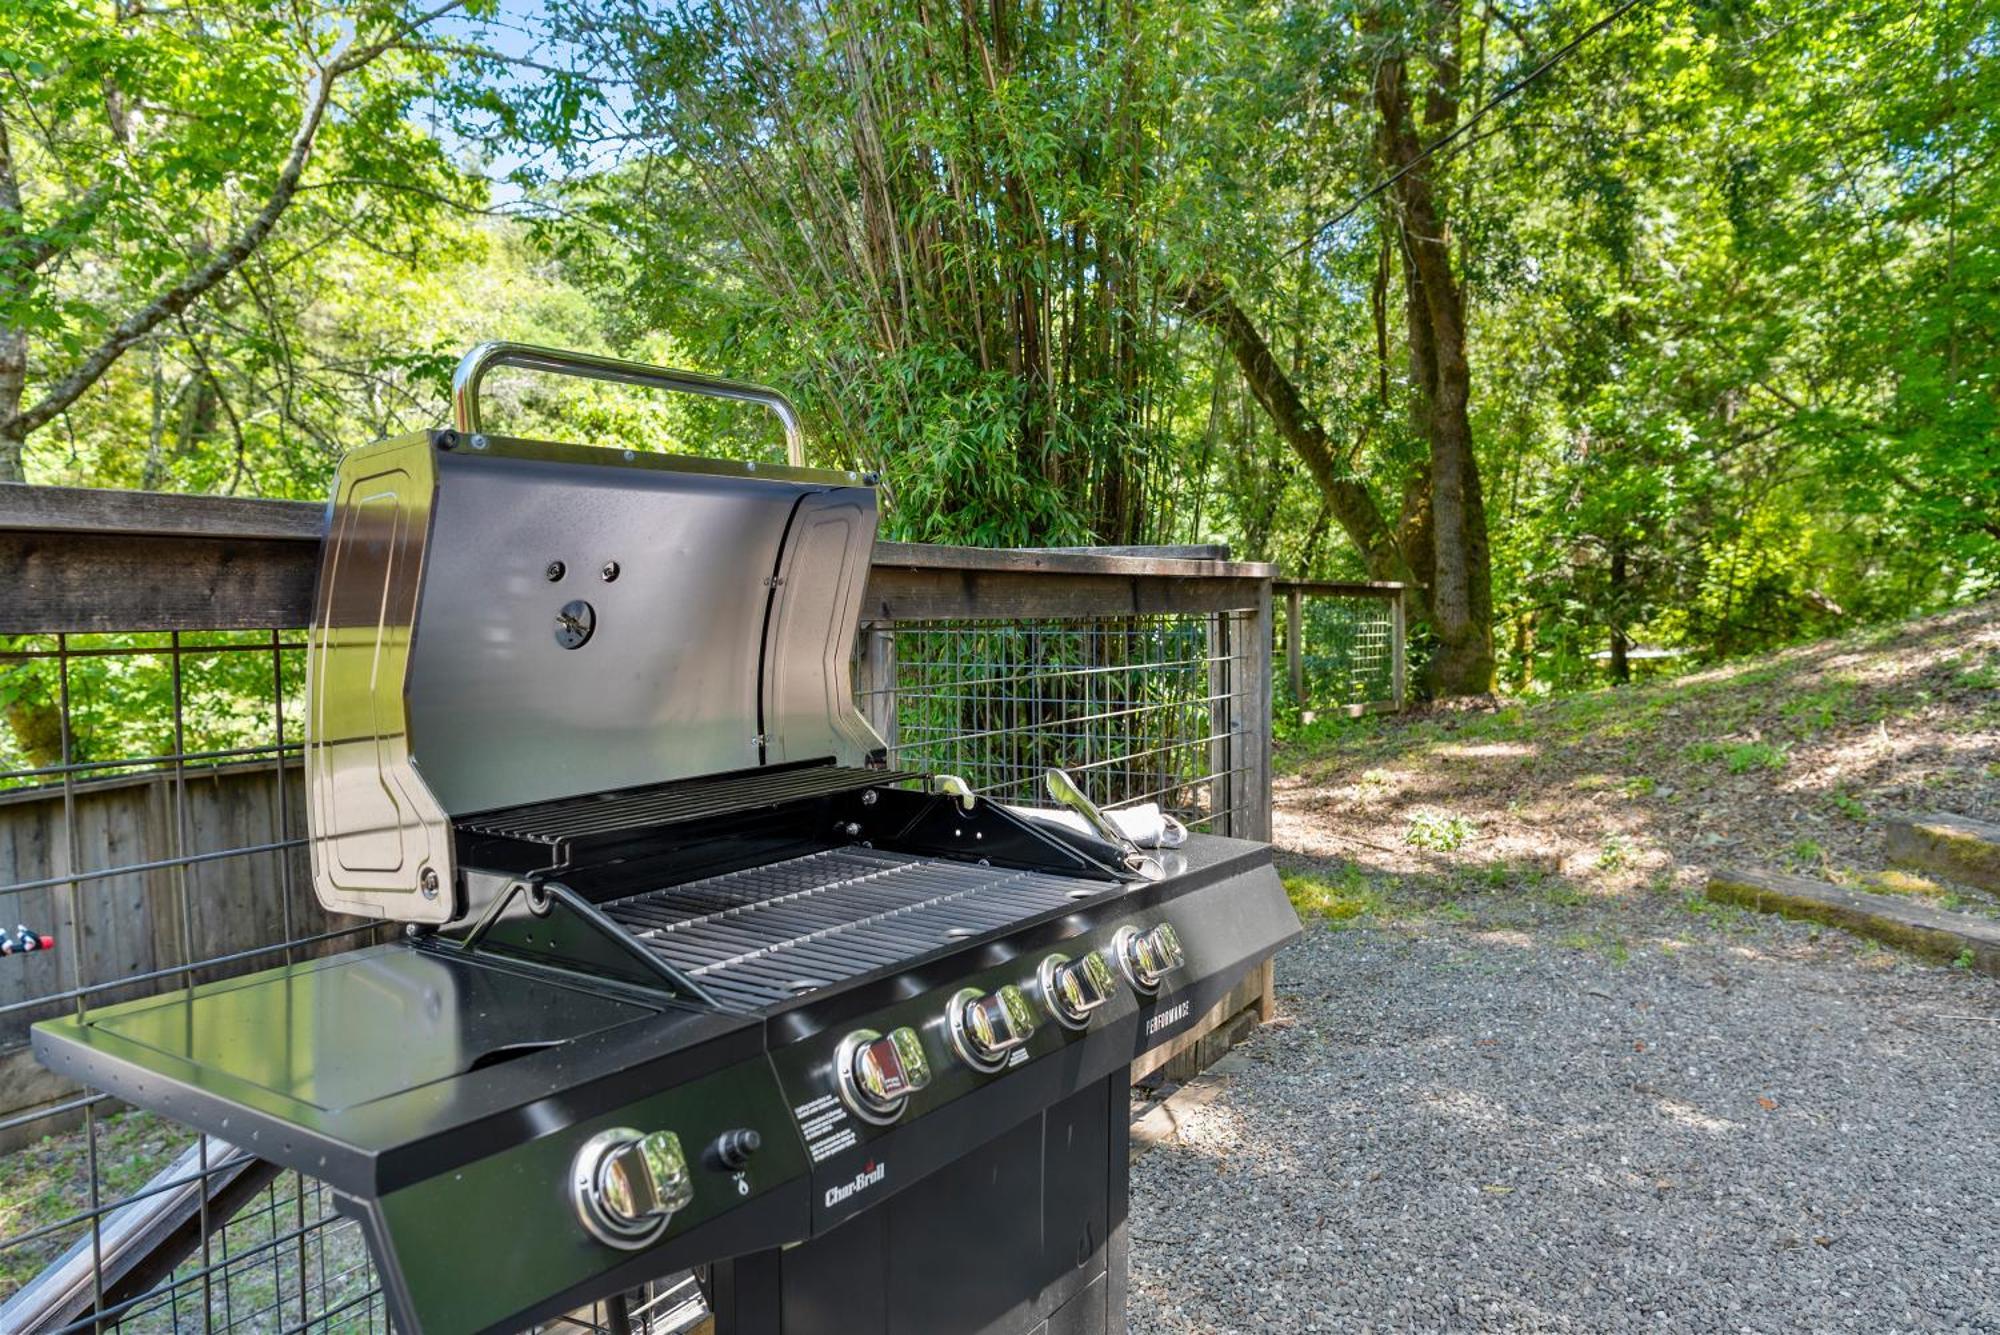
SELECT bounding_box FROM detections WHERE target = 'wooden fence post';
[1206,611,1234,836]
[1390,588,1408,713]
[855,623,899,754]
[1286,585,1304,709]
[1242,585,1274,841]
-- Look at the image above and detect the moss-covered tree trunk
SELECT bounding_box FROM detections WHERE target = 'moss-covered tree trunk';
[1370,6,1495,696]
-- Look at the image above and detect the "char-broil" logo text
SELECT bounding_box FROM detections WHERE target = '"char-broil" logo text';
[825,1159,887,1208]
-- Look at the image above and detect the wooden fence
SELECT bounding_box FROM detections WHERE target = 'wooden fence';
[1277,578,1410,717]
[0,484,1277,1134]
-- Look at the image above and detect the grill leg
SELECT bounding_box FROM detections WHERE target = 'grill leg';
[1106,1070,1130,1335]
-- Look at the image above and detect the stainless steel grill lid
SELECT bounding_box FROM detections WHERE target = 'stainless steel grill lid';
[305,346,885,924]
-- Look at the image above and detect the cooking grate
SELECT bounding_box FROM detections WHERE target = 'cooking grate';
[602,849,1107,1012]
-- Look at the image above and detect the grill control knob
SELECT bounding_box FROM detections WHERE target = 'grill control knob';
[1038,951,1120,1029]
[571,1127,693,1250]
[712,1128,761,1171]
[1113,923,1185,993]
[835,1026,931,1124]
[947,985,1038,1071]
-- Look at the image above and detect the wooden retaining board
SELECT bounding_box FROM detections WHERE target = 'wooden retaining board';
[1707,866,2000,975]
[1885,812,2000,894]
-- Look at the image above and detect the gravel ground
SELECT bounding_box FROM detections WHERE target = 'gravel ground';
[1127,906,2000,1333]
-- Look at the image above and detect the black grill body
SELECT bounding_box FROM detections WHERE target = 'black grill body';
[707,1076,1128,1335]
[36,773,1296,1334]
[30,414,1299,1335]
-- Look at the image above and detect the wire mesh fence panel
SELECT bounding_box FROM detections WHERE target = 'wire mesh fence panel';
[1280,590,1402,713]
[855,612,1258,835]
[2,581,1267,1331]
[0,631,712,1335]
[0,630,404,1335]
[96,1166,384,1335]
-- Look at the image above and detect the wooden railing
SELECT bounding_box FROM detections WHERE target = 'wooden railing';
[1276,578,1409,717]
[0,480,1287,1334]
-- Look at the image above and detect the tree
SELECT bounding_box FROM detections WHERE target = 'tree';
[531,0,1255,546]
[1176,0,1496,695]
[1365,1,1493,693]
[0,0,485,483]
[5,0,1992,712]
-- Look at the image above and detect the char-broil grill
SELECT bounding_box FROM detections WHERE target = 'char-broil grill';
[34,345,1301,1335]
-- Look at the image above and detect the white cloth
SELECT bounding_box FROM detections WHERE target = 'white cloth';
[1003,801,1188,849]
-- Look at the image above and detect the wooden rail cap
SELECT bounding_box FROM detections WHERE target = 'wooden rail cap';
[1273,578,1409,598]
[0,483,1276,632]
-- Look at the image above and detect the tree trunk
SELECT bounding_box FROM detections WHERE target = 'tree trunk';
[1370,22,1495,696]
[0,354,23,483]
[1178,280,1418,588]
[1608,544,1631,684]
[0,108,27,484]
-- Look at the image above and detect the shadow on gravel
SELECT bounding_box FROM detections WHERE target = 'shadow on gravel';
[1127,854,2000,1333]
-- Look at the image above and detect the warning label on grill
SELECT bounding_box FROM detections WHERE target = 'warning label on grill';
[794,1094,856,1162]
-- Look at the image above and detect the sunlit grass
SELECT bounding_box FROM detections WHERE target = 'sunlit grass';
[0,1109,191,1294]
[1283,865,1388,927]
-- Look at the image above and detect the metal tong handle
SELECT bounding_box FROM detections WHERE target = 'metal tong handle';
[451,342,807,468]
[931,773,977,812]
[1044,769,1166,881]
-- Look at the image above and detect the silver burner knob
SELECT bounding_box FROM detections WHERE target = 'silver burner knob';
[947,985,1038,1071]
[1113,923,1185,993]
[1037,951,1120,1029]
[835,1026,932,1124]
[571,1127,693,1249]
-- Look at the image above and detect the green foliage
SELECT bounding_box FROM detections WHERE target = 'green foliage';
[0,1110,189,1294]
[1686,739,1788,773]
[529,0,1252,546]
[0,633,303,788]
[1537,881,1588,909]
[0,0,516,488]
[1282,865,1387,926]
[1405,809,1476,852]
[1467,0,2000,689]
[1955,656,2000,691]
[0,0,1992,706]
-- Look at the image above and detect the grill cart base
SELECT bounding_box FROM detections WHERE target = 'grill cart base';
[705,1073,1128,1335]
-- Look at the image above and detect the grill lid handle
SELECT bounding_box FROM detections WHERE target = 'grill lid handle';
[451,341,807,468]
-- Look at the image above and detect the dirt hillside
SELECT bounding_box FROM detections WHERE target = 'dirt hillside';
[1274,597,2000,926]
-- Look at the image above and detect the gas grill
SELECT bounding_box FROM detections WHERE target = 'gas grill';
[33,344,1301,1335]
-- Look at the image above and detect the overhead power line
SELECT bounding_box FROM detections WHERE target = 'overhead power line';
[1299,0,1657,252]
